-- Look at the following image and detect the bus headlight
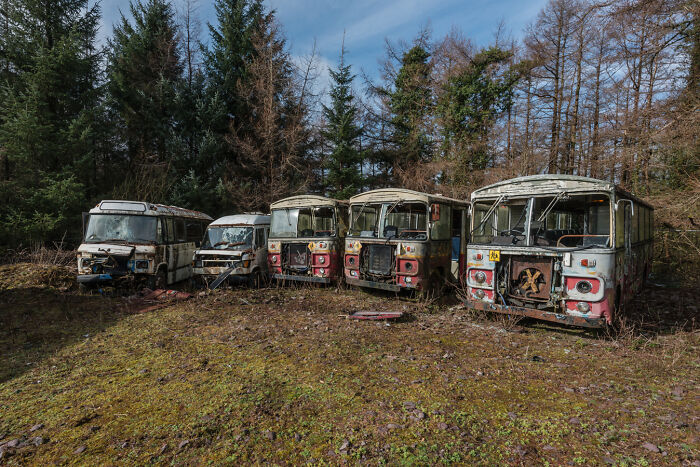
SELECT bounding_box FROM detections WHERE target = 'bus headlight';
[576,302,590,313]
[474,271,486,284]
[319,256,325,264]
[475,289,485,299]
[576,280,592,293]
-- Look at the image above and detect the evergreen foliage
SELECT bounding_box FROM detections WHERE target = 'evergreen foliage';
[388,45,433,172]
[321,49,364,199]
[0,0,102,244]
[437,46,520,175]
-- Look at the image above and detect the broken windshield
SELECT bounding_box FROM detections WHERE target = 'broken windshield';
[84,214,157,244]
[201,226,253,250]
[270,207,336,238]
[471,194,611,248]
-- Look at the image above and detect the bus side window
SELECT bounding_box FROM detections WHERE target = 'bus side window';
[175,219,187,243]
[255,228,265,248]
[157,218,164,243]
[615,201,625,248]
[430,204,451,240]
[186,220,202,245]
[165,218,176,244]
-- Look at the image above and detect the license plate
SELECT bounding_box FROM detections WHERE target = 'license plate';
[489,250,500,262]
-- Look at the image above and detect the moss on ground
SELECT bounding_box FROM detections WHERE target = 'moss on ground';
[0,263,698,465]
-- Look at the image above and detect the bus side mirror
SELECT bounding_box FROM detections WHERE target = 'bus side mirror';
[615,199,634,216]
[430,204,440,221]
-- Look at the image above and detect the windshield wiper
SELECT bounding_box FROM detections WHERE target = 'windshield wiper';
[470,195,506,235]
[536,192,569,223]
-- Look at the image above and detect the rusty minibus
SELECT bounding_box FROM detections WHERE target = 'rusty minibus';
[344,189,469,293]
[267,195,349,284]
[77,200,212,288]
[465,175,654,327]
[192,214,270,288]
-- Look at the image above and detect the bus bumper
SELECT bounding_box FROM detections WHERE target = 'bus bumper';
[77,273,119,283]
[272,274,331,284]
[346,278,401,292]
[466,299,607,328]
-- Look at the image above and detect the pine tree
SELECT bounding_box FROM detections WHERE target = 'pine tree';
[437,47,520,176]
[107,0,183,173]
[389,45,434,173]
[321,49,363,199]
[0,0,102,244]
[223,14,314,211]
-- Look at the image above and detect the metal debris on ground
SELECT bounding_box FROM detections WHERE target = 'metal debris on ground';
[348,311,404,320]
[127,288,193,313]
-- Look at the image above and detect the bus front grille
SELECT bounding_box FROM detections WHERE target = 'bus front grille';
[286,243,309,269]
[367,244,393,276]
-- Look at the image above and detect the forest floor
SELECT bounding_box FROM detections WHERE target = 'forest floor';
[0,262,698,466]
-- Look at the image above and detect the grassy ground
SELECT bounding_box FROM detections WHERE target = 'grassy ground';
[0,263,698,465]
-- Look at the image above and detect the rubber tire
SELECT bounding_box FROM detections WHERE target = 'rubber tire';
[248,270,262,289]
[148,268,167,290]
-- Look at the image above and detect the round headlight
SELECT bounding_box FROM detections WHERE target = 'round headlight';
[271,255,278,263]
[319,268,325,274]
[348,256,355,265]
[576,280,592,294]
[474,271,486,284]
[319,256,325,264]
[405,262,413,271]
[475,289,485,299]
[576,302,590,313]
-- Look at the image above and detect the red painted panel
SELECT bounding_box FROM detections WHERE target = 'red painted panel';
[469,269,494,287]
[564,277,601,294]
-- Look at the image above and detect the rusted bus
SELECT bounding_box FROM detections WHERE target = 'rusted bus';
[267,195,349,284]
[344,189,469,293]
[192,214,270,287]
[77,200,212,288]
[465,175,654,328]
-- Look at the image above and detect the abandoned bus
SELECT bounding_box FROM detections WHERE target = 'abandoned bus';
[77,200,212,288]
[192,214,270,288]
[465,175,654,327]
[344,189,469,293]
[267,195,349,284]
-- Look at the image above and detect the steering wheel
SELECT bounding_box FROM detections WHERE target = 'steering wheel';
[499,229,525,244]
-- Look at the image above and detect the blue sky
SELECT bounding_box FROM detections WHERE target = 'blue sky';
[98,0,548,88]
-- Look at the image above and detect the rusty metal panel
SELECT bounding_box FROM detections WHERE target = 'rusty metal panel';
[509,256,553,300]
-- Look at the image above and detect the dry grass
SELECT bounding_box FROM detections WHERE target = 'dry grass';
[0,263,697,465]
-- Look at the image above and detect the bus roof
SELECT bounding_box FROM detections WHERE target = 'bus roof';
[209,214,270,226]
[349,188,468,206]
[89,200,212,220]
[472,175,653,209]
[270,195,348,209]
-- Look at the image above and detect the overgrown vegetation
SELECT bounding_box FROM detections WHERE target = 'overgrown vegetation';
[0,0,698,250]
[0,263,698,464]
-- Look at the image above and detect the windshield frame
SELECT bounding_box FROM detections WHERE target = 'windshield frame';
[269,206,338,239]
[470,192,613,249]
[83,214,158,244]
[201,225,254,250]
[348,201,429,240]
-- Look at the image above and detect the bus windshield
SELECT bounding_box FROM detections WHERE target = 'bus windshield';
[270,207,336,238]
[202,226,253,250]
[471,194,611,248]
[84,214,157,244]
[349,202,427,239]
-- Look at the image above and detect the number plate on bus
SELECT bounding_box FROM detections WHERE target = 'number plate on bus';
[489,250,500,262]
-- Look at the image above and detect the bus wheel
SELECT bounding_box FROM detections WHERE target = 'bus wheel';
[148,268,167,290]
[248,270,263,289]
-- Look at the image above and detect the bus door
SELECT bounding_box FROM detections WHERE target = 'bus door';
[451,208,466,281]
